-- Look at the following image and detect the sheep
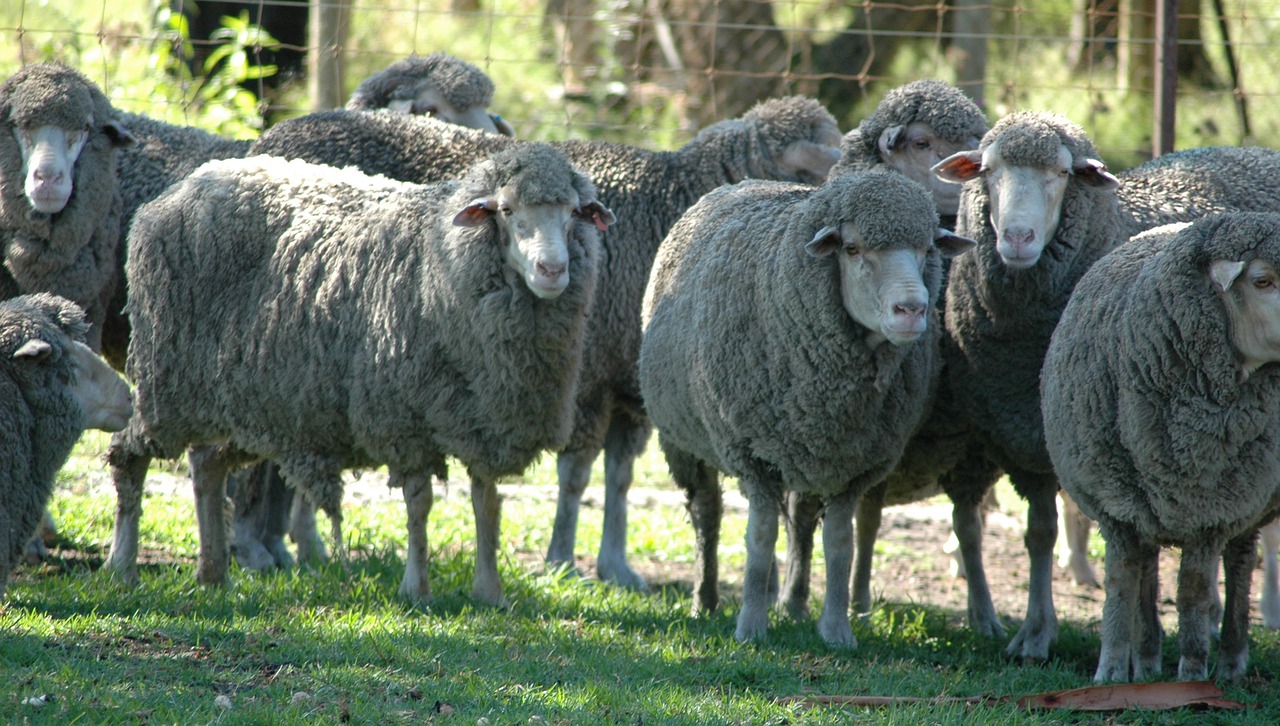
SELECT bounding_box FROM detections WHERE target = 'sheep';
[347,53,516,137]
[105,144,612,603]
[931,110,1125,661]
[638,168,974,644]
[1042,213,1280,682]
[0,62,137,354]
[1,292,132,597]
[248,96,843,590]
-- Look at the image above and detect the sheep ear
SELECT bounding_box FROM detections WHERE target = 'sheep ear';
[805,226,842,258]
[14,338,53,361]
[385,99,414,115]
[452,198,497,227]
[934,228,977,258]
[576,200,615,231]
[490,114,517,137]
[1073,158,1120,189]
[1210,260,1246,292]
[933,150,984,183]
[877,125,906,155]
[103,119,137,147]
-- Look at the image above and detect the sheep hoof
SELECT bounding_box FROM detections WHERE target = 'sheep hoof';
[596,560,648,592]
[817,614,855,648]
[1177,657,1209,682]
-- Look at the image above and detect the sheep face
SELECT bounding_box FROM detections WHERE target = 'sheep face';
[877,121,980,217]
[15,123,89,214]
[387,85,508,136]
[1212,258,1280,379]
[66,339,132,431]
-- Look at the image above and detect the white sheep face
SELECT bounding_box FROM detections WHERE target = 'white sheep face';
[1212,258,1280,378]
[12,336,131,432]
[877,121,980,217]
[387,86,506,136]
[15,124,89,214]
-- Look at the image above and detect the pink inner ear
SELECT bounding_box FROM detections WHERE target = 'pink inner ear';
[452,203,491,227]
[592,212,608,232]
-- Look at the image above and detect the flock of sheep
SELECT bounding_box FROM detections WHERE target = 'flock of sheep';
[5,52,1280,685]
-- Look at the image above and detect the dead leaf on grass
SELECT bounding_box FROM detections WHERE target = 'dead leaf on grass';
[783,680,1249,712]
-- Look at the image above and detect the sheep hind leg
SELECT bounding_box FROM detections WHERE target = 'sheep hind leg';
[736,487,780,643]
[259,467,295,568]
[779,491,821,620]
[851,482,886,616]
[1005,471,1059,662]
[104,438,150,586]
[817,489,857,647]
[664,438,721,615]
[1176,540,1226,681]
[395,470,434,603]
[188,444,237,586]
[596,416,649,591]
[1058,490,1099,588]
[470,473,505,607]
[951,493,1005,638]
[545,447,594,577]
[1218,530,1258,682]
[22,510,55,565]
[289,489,329,566]
[1258,518,1280,629]
[227,463,277,571]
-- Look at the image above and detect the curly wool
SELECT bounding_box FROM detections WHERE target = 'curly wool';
[639,169,943,498]
[0,63,128,345]
[250,95,841,463]
[834,79,989,175]
[1046,214,1280,544]
[346,53,496,112]
[118,146,601,514]
[947,111,1125,476]
[0,293,90,594]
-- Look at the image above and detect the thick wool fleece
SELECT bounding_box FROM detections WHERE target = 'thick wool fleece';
[830,79,989,177]
[1118,146,1280,241]
[0,293,90,594]
[119,147,601,515]
[250,95,841,464]
[346,53,496,111]
[947,111,1125,476]
[0,64,130,343]
[1044,214,1280,544]
[639,169,943,499]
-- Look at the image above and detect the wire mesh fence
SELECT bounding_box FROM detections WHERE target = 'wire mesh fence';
[2,0,1279,168]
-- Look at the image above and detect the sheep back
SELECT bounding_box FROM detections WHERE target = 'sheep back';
[1044,213,1280,543]
[640,170,942,499]
[346,53,496,112]
[1118,146,1280,239]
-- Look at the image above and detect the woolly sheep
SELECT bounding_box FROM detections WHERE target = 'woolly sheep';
[1,293,131,597]
[932,110,1125,660]
[1042,213,1280,682]
[347,53,516,136]
[0,63,137,353]
[639,169,974,644]
[249,96,843,590]
[106,145,612,604]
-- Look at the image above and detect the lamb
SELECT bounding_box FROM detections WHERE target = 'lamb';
[1,293,132,597]
[347,53,516,136]
[248,96,843,590]
[638,168,974,644]
[0,63,137,354]
[931,110,1125,660]
[1042,213,1280,682]
[105,144,611,604]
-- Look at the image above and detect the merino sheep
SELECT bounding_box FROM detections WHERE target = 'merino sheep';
[249,96,843,590]
[1042,213,1280,682]
[347,53,516,136]
[639,168,974,644]
[106,145,611,603]
[932,110,1125,660]
[1,293,131,597]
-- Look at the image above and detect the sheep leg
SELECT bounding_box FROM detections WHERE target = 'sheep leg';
[289,489,329,566]
[188,444,233,586]
[259,466,295,568]
[1057,491,1099,588]
[779,491,821,620]
[105,444,150,586]
[1261,518,1280,629]
[1094,522,1145,682]
[546,447,594,576]
[852,482,886,615]
[735,487,779,642]
[1130,544,1163,680]
[1217,531,1257,682]
[228,463,277,571]
[469,473,505,607]
[817,489,857,647]
[23,510,55,565]
[1175,540,1223,681]
[664,440,721,615]
[1005,472,1059,661]
[950,493,1005,638]
[597,417,648,591]
[395,470,433,603]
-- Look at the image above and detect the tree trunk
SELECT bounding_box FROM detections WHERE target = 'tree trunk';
[308,0,349,111]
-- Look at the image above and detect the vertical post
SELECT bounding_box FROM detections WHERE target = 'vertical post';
[951,0,989,110]
[1153,0,1179,156]
[309,0,350,112]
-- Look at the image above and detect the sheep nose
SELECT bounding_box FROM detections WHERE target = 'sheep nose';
[32,167,62,183]
[536,261,566,278]
[1003,226,1035,249]
[894,301,926,318]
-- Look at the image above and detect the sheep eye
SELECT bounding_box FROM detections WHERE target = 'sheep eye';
[499,205,513,216]
[1252,276,1275,290]
[844,245,861,258]
[913,138,930,150]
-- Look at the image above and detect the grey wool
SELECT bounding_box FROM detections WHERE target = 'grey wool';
[249,95,842,590]
[0,293,92,597]
[347,52,495,113]
[1043,213,1280,683]
[0,63,136,351]
[639,169,963,645]
[107,144,605,601]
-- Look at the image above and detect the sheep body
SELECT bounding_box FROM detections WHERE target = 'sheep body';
[0,293,131,597]
[249,97,842,589]
[1042,213,1280,682]
[107,146,605,599]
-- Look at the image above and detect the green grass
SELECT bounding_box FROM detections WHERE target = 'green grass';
[3,434,1280,724]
